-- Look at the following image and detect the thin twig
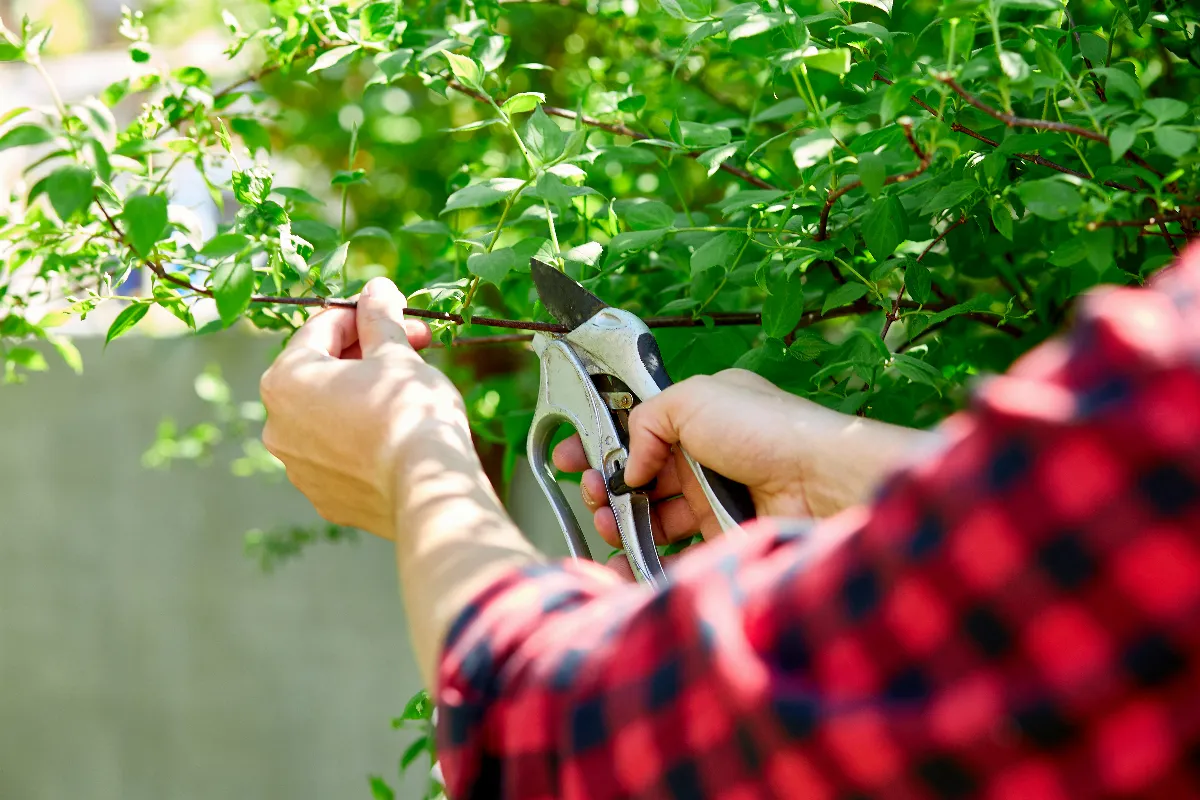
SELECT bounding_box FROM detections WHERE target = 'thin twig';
[1065,9,1107,102]
[446,81,778,191]
[815,119,931,242]
[881,213,968,341]
[873,73,1144,192]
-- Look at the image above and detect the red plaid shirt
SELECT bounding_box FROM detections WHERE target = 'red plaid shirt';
[436,243,1200,800]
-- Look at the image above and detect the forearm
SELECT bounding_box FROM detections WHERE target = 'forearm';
[790,401,945,517]
[392,423,543,690]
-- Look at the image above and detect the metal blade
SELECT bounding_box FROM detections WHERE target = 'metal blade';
[531,258,607,331]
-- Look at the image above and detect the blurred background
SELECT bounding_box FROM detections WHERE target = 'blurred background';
[0,0,599,797]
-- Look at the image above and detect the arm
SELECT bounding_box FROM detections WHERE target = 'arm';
[259,279,926,685]
[259,279,541,688]
[436,244,1200,797]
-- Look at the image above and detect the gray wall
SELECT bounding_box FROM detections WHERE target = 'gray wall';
[0,333,592,800]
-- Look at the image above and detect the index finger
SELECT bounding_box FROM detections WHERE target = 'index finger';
[285,306,359,360]
[552,434,590,473]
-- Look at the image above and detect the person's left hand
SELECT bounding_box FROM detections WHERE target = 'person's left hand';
[259,277,473,540]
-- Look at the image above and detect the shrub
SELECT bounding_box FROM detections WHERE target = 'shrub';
[2,0,1197,795]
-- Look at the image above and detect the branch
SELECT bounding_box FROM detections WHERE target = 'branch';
[938,73,1167,180]
[815,118,931,242]
[446,81,778,191]
[1065,8,1107,103]
[938,74,1105,142]
[1087,206,1200,230]
[881,213,967,340]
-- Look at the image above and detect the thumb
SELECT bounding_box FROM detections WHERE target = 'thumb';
[357,277,413,356]
[623,390,684,488]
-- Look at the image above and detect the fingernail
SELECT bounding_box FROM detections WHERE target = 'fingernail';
[362,277,398,300]
[580,481,593,506]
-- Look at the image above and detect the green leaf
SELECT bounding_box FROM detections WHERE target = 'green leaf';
[659,0,711,19]
[920,180,979,215]
[928,295,993,324]
[802,48,852,76]
[1049,236,1088,267]
[841,21,892,44]
[1110,125,1138,161]
[725,11,787,40]
[1015,178,1081,221]
[231,167,272,205]
[523,106,566,164]
[790,130,837,170]
[273,187,324,206]
[442,178,525,213]
[230,117,271,154]
[212,259,254,325]
[402,220,453,236]
[1083,227,1115,272]
[105,302,150,346]
[1091,68,1141,102]
[822,282,868,314]
[44,165,94,221]
[501,92,545,115]
[678,121,731,149]
[697,144,739,176]
[330,169,367,186]
[468,247,519,285]
[881,79,917,125]
[323,242,349,281]
[690,232,741,277]
[999,51,1030,82]
[619,199,675,230]
[842,0,893,13]
[7,346,49,373]
[862,195,907,261]
[0,123,53,152]
[400,736,429,772]
[990,200,1014,240]
[308,45,360,74]
[1154,127,1196,160]
[608,228,666,255]
[906,259,933,303]
[397,690,433,722]
[997,0,1061,8]
[754,97,807,123]
[50,336,83,374]
[564,241,604,267]
[368,776,395,800]
[535,171,571,210]
[762,273,805,338]
[120,194,168,258]
[891,353,942,388]
[857,152,886,197]
[788,329,834,360]
[1143,98,1189,123]
[443,51,484,91]
[376,49,413,81]
[360,1,398,40]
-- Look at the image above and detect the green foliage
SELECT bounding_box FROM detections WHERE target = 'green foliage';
[3,0,1200,792]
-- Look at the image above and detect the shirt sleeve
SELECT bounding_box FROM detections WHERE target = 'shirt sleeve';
[435,243,1200,800]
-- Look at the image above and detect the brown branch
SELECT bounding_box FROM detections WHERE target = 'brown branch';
[872,74,1148,193]
[445,81,778,191]
[881,214,967,340]
[815,118,931,242]
[1065,9,1107,103]
[938,74,1106,142]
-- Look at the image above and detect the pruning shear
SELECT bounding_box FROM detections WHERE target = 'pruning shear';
[526,258,757,588]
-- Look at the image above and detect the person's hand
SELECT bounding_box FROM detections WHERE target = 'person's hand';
[553,368,940,571]
[260,277,472,540]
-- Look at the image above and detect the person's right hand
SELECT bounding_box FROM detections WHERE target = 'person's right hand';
[552,369,941,566]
